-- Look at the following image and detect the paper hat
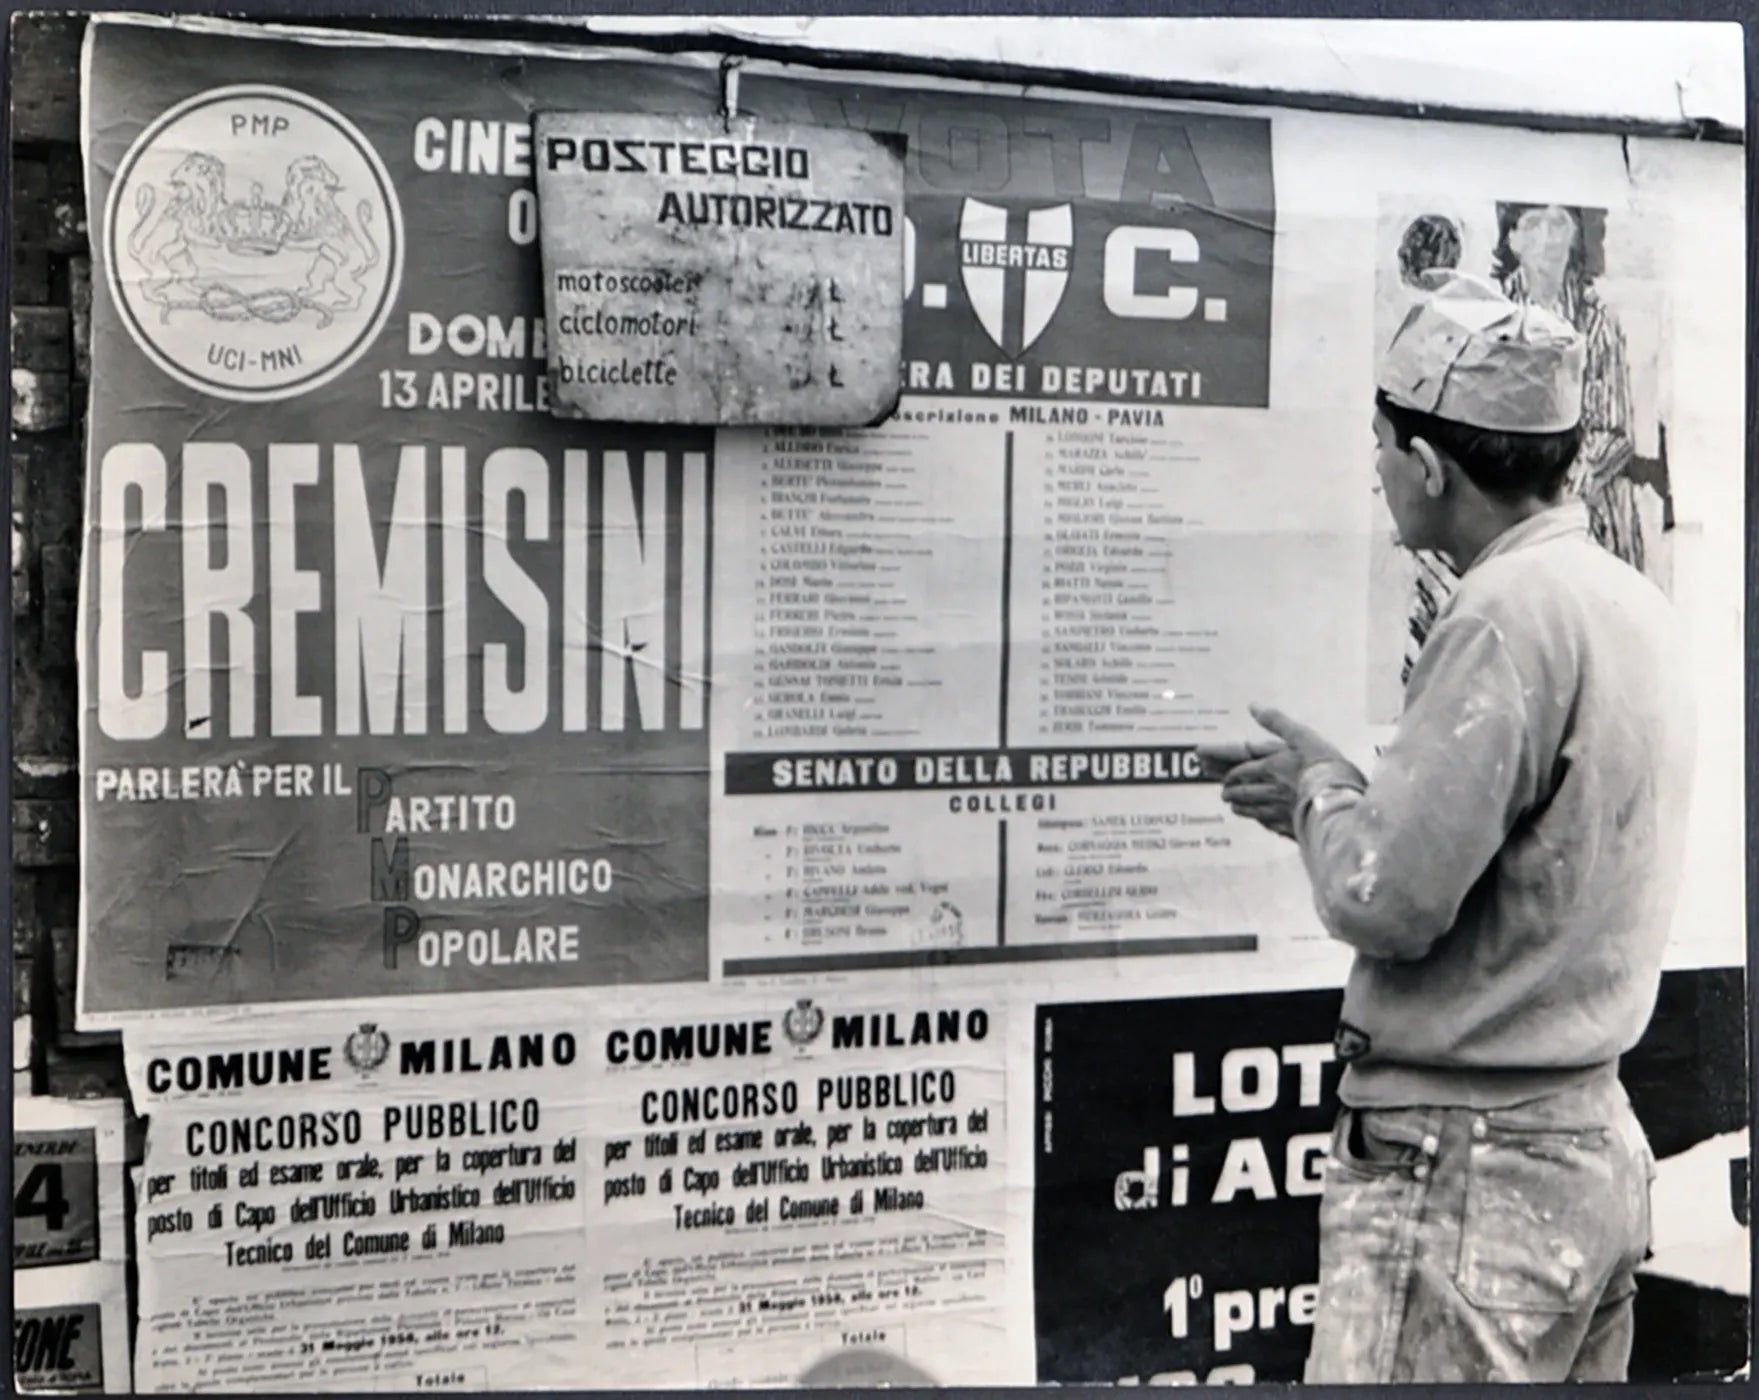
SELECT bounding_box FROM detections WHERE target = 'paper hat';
[1378,270,1586,432]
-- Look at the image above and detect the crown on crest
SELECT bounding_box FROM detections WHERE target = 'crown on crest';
[218,182,291,256]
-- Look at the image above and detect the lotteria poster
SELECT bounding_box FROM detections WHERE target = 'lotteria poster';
[1034,990,1344,1384]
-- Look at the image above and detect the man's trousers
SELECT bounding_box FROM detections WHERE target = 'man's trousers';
[1304,1075,1655,1383]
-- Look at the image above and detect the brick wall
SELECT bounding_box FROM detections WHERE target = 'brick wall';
[11,13,132,1106]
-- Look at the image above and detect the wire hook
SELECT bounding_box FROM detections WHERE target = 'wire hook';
[720,56,744,132]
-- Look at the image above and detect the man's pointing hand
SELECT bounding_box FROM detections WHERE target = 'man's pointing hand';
[1195,705,1351,841]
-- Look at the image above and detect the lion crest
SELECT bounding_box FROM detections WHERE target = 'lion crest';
[124,149,381,324]
[106,85,401,402]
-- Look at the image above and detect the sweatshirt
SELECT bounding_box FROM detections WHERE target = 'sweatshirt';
[1292,500,1696,1108]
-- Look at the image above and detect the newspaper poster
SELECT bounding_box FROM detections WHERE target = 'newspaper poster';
[12,1100,132,1392]
[12,1263,131,1394]
[13,1098,129,1270]
[121,989,1012,1389]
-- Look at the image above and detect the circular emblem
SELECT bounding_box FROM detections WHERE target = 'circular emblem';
[343,1022,391,1074]
[782,998,825,1050]
[105,85,402,402]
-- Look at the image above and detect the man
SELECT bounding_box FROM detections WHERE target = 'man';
[1196,271,1695,1383]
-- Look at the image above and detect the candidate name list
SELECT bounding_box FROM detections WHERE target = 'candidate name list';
[1021,429,1199,741]
[750,431,941,745]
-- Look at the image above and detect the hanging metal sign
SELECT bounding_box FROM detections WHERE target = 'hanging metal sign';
[535,112,906,425]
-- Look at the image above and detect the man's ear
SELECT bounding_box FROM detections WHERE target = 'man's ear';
[1409,436,1448,499]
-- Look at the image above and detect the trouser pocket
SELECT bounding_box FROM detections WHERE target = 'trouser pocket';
[1308,1108,1439,1383]
[1329,1106,1432,1179]
[1455,1116,1628,1314]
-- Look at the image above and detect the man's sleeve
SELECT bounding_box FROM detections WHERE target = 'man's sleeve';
[1291,610,1541,961]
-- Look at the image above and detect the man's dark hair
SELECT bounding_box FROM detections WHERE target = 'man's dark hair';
[1397,214,1462,288]
[1375,390,1581,503]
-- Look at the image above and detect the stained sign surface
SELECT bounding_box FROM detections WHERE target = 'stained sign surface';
[536,113,906,424]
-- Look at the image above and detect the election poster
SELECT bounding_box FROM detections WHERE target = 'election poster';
[80,21,727,1016]
[706,76,1326,977]
[80,22,1742,1019]
[77,17,1340,1021]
